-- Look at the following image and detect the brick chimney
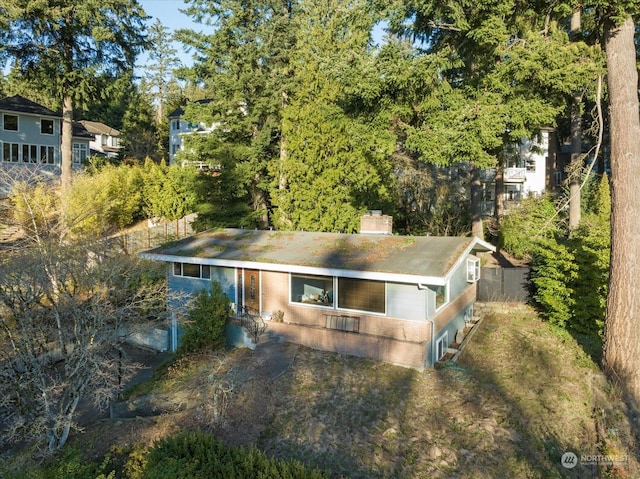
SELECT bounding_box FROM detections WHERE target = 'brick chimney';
[360,210,393,235]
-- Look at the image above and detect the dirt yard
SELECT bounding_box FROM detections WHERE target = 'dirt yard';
[66,305,640,479]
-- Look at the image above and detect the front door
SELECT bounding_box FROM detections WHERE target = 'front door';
[242,269,260,314]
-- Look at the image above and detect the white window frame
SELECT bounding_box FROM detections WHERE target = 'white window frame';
[173,262,211,279]
[467,257,480,283]
[434,282,449,312]
[436,331,449,361]
[22,144,39,163]
[289,273,335,309]
[2,142,19,162]
[40,145,55,164]
[72,143,88,165]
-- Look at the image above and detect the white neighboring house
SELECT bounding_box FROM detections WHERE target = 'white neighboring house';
[480,128,564,215]
[79,120,122,159]
[167,99,216,166]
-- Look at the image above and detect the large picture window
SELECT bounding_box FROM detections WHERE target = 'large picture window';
[338,278,385,314]
[291,274,333,307]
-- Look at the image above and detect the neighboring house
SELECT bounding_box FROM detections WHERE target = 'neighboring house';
[167,98,215,165]
[480,128,565,216]
[79,120,122,159]
[139,220,495,370]
[0,95,93,168]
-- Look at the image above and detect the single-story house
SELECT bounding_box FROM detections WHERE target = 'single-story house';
[139,228,495,369]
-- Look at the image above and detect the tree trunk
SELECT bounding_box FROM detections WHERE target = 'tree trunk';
[494,163,504,219]
[60,94,74,192]
[470,163,483,239]
[603,16,640,405]
[568,96,582,229]
[568,7,582,230]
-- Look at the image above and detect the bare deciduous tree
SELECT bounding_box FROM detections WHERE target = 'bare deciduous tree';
[0,177,177,453]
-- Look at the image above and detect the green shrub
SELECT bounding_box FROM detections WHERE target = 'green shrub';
[530,236,577,328]
[178,283,229,354]
[0,447,116,479]
[67,164,145,235]
[499,194,558,260]
[140,430,330,479]
[528,174,610,338]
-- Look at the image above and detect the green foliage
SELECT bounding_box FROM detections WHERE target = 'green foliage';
[529,175,610,336]
[0,447,116,479]
[67,164,145,235]
[179,283,230,355]
[142,161,199,222]
[272,0,395,232]
[10,181,60,239]
[140,430,330,479]
[569,217,610,335]
[530,237,577,328]
[586,172,611,218]
[498,195,558,259]
[568,174,611,336]
[0,0,147,100]
[120,81,159,161]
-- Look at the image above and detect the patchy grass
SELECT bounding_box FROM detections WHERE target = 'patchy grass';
[4,307,639,479]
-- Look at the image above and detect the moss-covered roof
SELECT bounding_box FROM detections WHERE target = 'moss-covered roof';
[141,229,494,280]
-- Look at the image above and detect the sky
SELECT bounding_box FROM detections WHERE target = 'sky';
[138,0,202,69]
[137,0,388,71]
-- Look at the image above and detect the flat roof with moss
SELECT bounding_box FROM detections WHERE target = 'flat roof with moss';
[141,229,495,285]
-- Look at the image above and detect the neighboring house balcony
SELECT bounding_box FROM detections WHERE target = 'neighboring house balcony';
[504,167,527,183]
[479,167,528,184]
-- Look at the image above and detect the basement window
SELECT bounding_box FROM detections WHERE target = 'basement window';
[436,331,449,361]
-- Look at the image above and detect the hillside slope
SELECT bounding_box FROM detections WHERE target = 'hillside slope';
[45,306,640,477]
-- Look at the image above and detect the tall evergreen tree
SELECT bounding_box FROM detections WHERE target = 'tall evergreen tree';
[272,0,395,232]
[0,0,148,191]
[120,78,158,160]
[601,4,640,405]
[386,0,599,238]
[144,19,183,125]
[175,0,298,227]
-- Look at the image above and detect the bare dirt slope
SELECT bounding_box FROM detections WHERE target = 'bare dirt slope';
[77,306,639,479]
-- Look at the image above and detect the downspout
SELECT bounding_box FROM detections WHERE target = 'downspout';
[171,310,178,352]
[419,284,436,367]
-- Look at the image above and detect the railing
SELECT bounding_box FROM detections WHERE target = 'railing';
[504,167,526,182]
[230,305,266,344]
